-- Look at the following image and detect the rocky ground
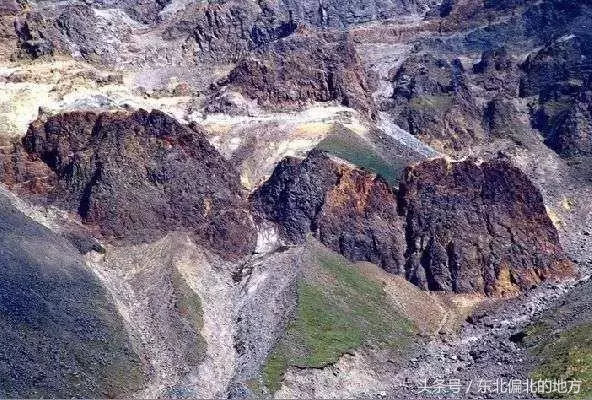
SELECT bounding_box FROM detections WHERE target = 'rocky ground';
[0,0,591,399]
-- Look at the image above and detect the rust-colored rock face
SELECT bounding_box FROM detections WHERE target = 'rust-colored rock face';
[0,144,55,195]
[318,167,406,274]
[211,31,375,117]
[399,158,575,295]
[8,109,257,259]
[254,152,575,295]
[251,151,406,273]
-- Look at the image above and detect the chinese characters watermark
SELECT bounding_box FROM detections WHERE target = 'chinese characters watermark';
[414,378,582,396]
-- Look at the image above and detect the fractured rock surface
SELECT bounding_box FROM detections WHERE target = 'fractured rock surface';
[522,34,592,157]
[386,53,486,152]
[279,0,437,28]
[252,150,406,274]
[210,31,375,117]
[254,152,574,294]
[0,0,591,398]
[10,109,257,258]
[400,158,574,295]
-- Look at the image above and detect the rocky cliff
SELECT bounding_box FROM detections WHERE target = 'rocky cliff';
[0,0,591,398]
[400,158,574,295]
[522,34,592,157]
[278,0,438,28]
[253,152,574,295]
[252,151,406,274]
[4,109,257,258]
[209,30,375,117]
[386,53,486,151]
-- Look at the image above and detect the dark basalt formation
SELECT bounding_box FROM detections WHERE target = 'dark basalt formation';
[0,142,54,195]
[254,152,574,295]
[386,53,485,151]
[210,31,375,117]
[0,192,145,398]
[472,47,520,97]
[13,4,105,60]
[482,97,526,139]
[421,0,592,56]
[522,34,592,157]
[9,0,433,64]
[12,0,424,64]
[12,12,53,59]
[161,0,295,63]
[278,0,437,28]
[399,158,574,295]
[9,109,256,259]
[520,35,592,100]
[251,151,406,273]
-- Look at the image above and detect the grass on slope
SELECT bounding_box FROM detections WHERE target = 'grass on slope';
[171,269,207,366]
[528,324,592,399]
[410,94,454,113]
[261,245,416,392]
[317,126,402,185]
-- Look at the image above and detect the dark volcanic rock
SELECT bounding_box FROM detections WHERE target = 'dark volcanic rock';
[13,10,58,58]
[251,151,406,273]
[254,152,574,294]
[162,0,268,62]
[483,97,528,139]
[278,0,437,28]
[14,109,256,259]
[317,164,406,273]
[13,5,104,60]
[210,31,375,117]
[0,192,145,398]
[0,141,55,195]
[472,47,520,97]
[161,0,298,64]
[473,48,514,75]
[541,99,592,157]
[399,158,574,295]
[386,53,485,151]
[520,34,592,101]
[418,0,592,65]
[521,34,592,156]
[10,3,144,63]
[251,151,340,244]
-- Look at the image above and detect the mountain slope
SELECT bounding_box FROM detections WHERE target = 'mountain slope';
[0,191,145,398]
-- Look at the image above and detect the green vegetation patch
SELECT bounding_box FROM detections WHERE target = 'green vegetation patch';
[171,269,207,365]
[262,246,416,392]
[410,94,454,112]
[529,324,592,399]
[317,126,403,185]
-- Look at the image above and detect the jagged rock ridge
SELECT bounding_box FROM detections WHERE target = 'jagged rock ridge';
[6,109,257,259]
[209,30,375,117]
[251,150,406,274]
[400,157,574,295]
[386,53,485,151]
[253,152,574,295]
